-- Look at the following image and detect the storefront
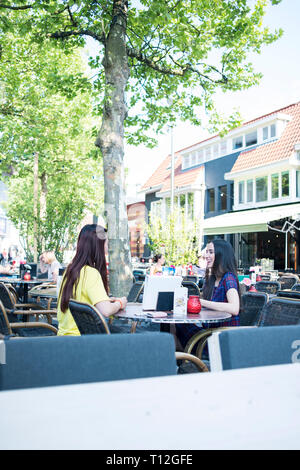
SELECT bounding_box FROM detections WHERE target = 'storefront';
[203,203,300,272]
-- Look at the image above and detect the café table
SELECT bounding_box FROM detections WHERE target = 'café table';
[116,303,232,333]
[1,363,299,450]
[0,277,51,303]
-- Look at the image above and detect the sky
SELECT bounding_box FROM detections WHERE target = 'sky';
[123,0,300,196]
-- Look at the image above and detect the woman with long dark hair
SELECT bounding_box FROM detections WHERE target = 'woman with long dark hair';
[176,238,240,351]
[57,224,127,336]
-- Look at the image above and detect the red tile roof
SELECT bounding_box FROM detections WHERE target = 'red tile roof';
[141,152,203,192]
[230,101,300,174]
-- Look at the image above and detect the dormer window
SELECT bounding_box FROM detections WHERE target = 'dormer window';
[245,130,257,147]
[233,136,243,150]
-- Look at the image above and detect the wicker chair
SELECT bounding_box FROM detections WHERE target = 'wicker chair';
[291,283,300,292]
[255,280,281,295]
[279,276,298,290]
[258,297,300,326]
[0,281,57,326]
[276,290,300,300]
[183,292,268,359]
[69,299,111,335]
[182,281,201,296]
[183,275,198,284]
[127,281,144,303]
[0,299,57,337]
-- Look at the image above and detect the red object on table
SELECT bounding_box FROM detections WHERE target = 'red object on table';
[187,295,201,314]
[23,272,31,280]
[249,285,257,292]
[256,275,262,282]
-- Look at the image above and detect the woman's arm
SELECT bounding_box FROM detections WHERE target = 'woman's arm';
[200,288,240,315]
[95,296,127,318]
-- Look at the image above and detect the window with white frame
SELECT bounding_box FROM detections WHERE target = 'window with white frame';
[213,144,219,158]
[238,181,244,204]
[263,126,269,141]
[245,130,257,147]
[150,200,162,219]
[270,123,276,138]
[233,136,243,150]
[220,140,227,155]
[281,171,289,197]
[271,173,279,199]
[256,176,268,202]
[191,152,196,166]
[246,179,253,202]
[197,149,204,164]
[296,171,300,197]
[205,147,211,159]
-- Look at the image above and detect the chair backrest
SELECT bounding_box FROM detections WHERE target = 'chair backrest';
[255,280,281,294]
[240,292,268,326]
[68,299,110,335]
[208,324,300,371]
[0,300,12,336]
[0,282,15,310]
[260,274,271,281]
[292,283,300,292]
[127,281,144,302]
[133,270,146,282]
[277,290,300,300]
[0,333,178,390]
[183,275,198,284]
[279,276,298,290]
[182,281,200,296]
[258,297,300,327]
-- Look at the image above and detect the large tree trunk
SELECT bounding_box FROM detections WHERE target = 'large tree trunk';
[95,0,133,296]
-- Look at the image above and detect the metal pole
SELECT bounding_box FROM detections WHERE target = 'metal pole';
[285,231,288,270]
[170,125,174,213]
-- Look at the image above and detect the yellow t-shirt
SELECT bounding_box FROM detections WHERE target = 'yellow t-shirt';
[57,265,109,336]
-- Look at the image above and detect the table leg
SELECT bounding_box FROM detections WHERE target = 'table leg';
[130,321,138,333]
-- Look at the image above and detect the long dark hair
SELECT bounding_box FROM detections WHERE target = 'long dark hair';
[202,239,239,301]
[60,224,108,312]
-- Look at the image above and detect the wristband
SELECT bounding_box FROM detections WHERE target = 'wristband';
[116,299,123,310]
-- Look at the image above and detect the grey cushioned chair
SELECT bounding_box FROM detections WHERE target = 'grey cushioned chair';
[0,333,208,391]
[208,324,300,371]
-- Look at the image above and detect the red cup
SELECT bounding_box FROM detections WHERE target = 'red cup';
[187,295,201,314]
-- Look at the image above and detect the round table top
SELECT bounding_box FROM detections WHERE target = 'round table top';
[116,303,232,324]
[0,277,48,285]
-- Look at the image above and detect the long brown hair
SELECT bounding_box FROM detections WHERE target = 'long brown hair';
[60,224,108,312]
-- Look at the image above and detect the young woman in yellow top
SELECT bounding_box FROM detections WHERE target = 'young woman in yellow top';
[57,224,127,336]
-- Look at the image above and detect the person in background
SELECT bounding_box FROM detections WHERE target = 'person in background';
[150,254,165,275]
[0,264,14,275]
[176,238,240,352]
[39,250,61,283]
[193,251,207,278]
[57,224,127,336]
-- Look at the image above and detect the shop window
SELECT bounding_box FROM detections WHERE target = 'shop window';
[256,176,268,202]
[238,181,244,204]
[246,180,253,202]
[245,131,257,147]
[281,171,289,197]
[271,174,279,199]
[208,189,215,212]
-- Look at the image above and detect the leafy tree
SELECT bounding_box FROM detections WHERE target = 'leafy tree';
[0,32,104,260]
[146,208,199,266]
[0,0,283,294]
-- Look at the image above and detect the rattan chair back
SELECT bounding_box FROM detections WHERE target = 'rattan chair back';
[0,282,15,311]
[182,281,201,296]
[0,300,12,335]
[68,299,111,335]
[127,281,144,302]
[291,283,300,292]
[259,297,300,327]
[240,292,268,326]
[183,275,198,284]
[255,280,281,295]
[279,276,298,290]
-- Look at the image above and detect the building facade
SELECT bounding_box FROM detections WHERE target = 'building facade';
[140,101,300,271]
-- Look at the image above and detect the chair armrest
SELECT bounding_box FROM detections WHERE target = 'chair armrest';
[10,322,58,334]
[12,309,57,315]
[175,352,209,372]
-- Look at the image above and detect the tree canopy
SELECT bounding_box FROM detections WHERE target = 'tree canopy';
[0,0,283,294]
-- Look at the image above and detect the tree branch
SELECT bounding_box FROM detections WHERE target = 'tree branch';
[126,46,228,84]
[49,29,105,45]
[0,3,33,9]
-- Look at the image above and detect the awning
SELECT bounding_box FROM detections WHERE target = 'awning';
[203,203,300,236]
